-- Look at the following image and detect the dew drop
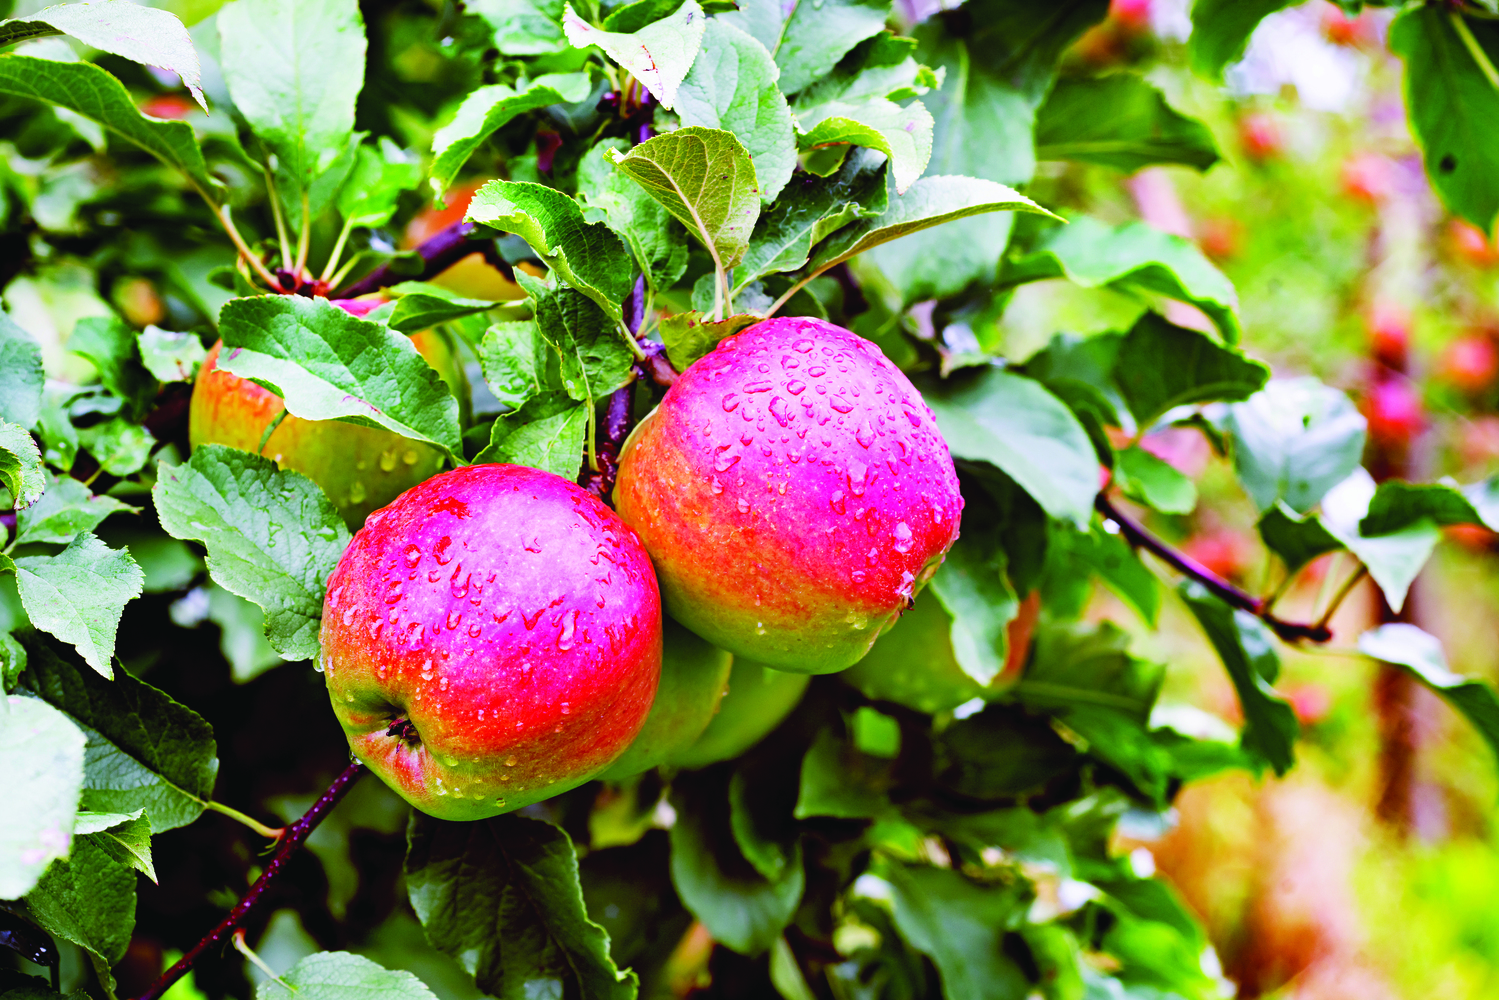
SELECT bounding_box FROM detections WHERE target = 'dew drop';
[893,522,913,553]
[349,482,367,504]
[737,497,751,514]
[379,449,398,472]
[793,338,814,353]
[714,448,740,472]
[468,623,482,638]
[856,422,876,448]
[434,536,454,565]
[722,393,740,412]
[403,544,421,567]
[447,609,462,630]
[383,580,403,604]
[787,379,806,395]
[525,536,542,553]
[558,608,578,651]
[744,380,774,393]
[342,607,355,626]
[494,797,507,807]
[830,490,846,514]
[831,396,854,414]
[848,460,868,497]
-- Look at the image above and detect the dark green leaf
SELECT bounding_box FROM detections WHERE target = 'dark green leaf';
[10,534,143,677]
[336,140,423,228]
[1188,0,1295,80]
[74,810,155,883]
[0,309,43,429]
[658,312,758,371]
[25,835,136,984]
[927,528,1018,686]
[885,863,1031,999]
[153,445,350,661]
[1,695,85,899]
[1389,6,1499,233]
[217,295,462,459]
[1113,313,1268,428]
[561,0,706,110]
[0,55,221,195]
[1257,503,1343,573]
[795,728,895,821]
[68,316,156,421]
[1178,582,1298,776]
[429,74,594,196]
[677,19,797,202]
[217,0,367,189]
[1358,624,1499,769]
[1360,480,1488,536]
[796,98,933,196]
[533,285,635,402]
[1035,73,1219,172]
[1044,522,1160,625]
[921,368,1097,526]
[21,638,218,833]
[578,139,690,293]
[467,181,635,324]
[479,321,560,411]
[255,952,439,1000]
[405,812,636,1000]
[0,421,44,510]
[378,282,500,333]
[1223,378,1366,513]
[475,392,587,479]
[1114,446,1196,515]
[14,472,132,546]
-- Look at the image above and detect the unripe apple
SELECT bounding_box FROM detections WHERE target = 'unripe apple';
[841,590,1040,715]
[597,617,732,780]
[666,658,811,770]
[613,317,963,673]
[189,327,464,527]
[320,463,662,821]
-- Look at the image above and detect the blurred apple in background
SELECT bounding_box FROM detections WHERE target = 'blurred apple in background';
[1440,332,1499,395]
[1364,378,1425,447]
[1239,112,1284,162]
[1449,218,1499,268]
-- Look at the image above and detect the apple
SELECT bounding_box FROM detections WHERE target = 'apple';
[596,616,733,780]
[320,462,663,821]
[1364,378,1424,447]
[841,589,1040,715]
[1238,113,1282,162]
[189,326,465,527]
[613,316,963,673]
[666,658,811,770]
[1366,303,1410,369]
[1440,334,1499,394]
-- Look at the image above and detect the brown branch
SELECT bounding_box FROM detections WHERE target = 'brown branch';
[134,760,366,1000]
[1095,492,1333,643]
[338,222,513,298]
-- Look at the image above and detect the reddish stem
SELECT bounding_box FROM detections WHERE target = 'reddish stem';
[1095,493,1333,643]
[134,761,366,1000]
[338,222,513,298]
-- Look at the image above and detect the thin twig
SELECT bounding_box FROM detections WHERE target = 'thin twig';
[206,800,284,840]
[1096,493,1333,643]
[338,222,499,298]
[231,930,293,992]
[134,761,366,1000]
[1315,564,1368,631]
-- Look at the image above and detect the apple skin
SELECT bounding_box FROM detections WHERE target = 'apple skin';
[613,316,963,674]
[189,327,465,528]
[841,590,1040,715]
[596,616,733,780]
[320,463,662,821]
[666,658,811,770]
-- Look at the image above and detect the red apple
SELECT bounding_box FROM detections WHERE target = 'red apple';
[613,316,964,673]
[1239,113,1283,162]
[1441,334,1499,394]
[597,617,732,780]
[321,463,663,821]
[189,328,464,527]
[1366,303,1410,368]
[1364,378,1424,446]
[666,658,811,770]
[1340,153,1391,205]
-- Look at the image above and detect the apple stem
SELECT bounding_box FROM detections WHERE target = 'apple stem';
[1096,492,1333,643]
[133,760,367,1000]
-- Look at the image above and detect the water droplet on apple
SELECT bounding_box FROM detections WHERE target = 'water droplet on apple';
[434,536,454,565]
[446,610,462,630]
[830,490,846,514]
[848,460,868,497]
[383,581,403,604]
[793,338,814,353]
[856,422,876,448]
[722,393,740,412]
[787,380,806,395]
[403,545,421,567]
[737,497,750,514]
[893,522,913,553]
[557,609,577,650]
[831,396,854,414]
[342,607,355,625]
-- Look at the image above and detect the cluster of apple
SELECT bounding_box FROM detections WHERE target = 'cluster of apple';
[191,314,966,819]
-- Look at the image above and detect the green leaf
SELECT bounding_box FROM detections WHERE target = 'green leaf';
[669,770,804,955]
[468,0,569,56]
[217,295,462,460]
[677,19,797,202]
[794,728,895,821]
[429,74,594,197]
[0,309,43,429]
[21,637,218,833]
[77,418,154,477]
[1188,0,1295,80]
[25,834,136,984]
[466,181,635,324]
[405,812,636,1000]
[475,392,588,479]
[796,98,933,196]
[1045,522,1160,625]
[10,534,143,677]
[0,2,206,110]
[36,384,81,473]
[1178,582,1298,776]
[75,810,155,883]
[606,127,762,274]
[1002,217,1241,342]
[1360,480,1488,536]
[205,585,287,684]
[1257,503,1343,573]
[561,0,706,110]
[884,863,1031,1000]
[137,326,207,384]
[806,173,1056,276]
[217,0,367,189]
[1223,377,1366,514]
[1035,73,1219,172]
[336,140,423,228]
[1112,313,1267,430]
[1389,6,1499,233]
[67,316,156,421]
[921,368,1097,526]
[1320,469,1437,614]
[0,54,221,196]
[0,421,45,510]
[15,472,132,546]
[256,952,438,1000]
[720,0,890,96]
[658,311,758,371]
[1114,445,1196,515]
[735,147,887,291]
[479,321,560,411]
[0,695,85,899]
[377,283,499,334]
[927,529,1018,687]
[153,446,349,661]
[532,286,635,402]
[1358,624,1499,768]
[0,634,24,693]
[578,139,690,293]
